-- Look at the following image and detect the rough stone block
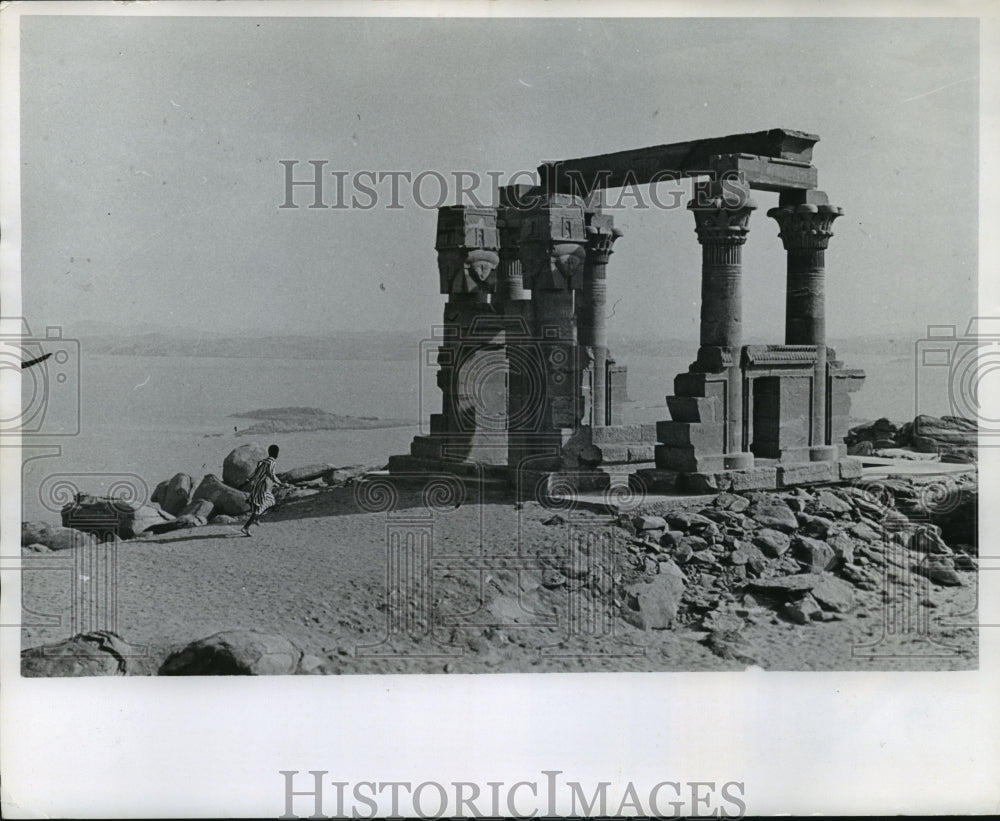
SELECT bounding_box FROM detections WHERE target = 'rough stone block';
[673,372,727,400]
[627,444,656,462]
[657,420,726,451]
[591,424,643,444]
[655,445,726,473]
[729,466,779,491]
[777,461,839,487]
[640,423,659,442]
[838,457,863,480]
[595,443,631,463]
[630,468,678,494]
[667,395,719,423]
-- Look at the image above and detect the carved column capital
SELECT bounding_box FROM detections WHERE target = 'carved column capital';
[767,203,844,251]
[435,205,500,295]
[519,194,587,291]
[585,214,624,266]
[688,193,757,248]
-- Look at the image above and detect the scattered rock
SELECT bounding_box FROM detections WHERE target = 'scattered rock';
[222,443,268,490]
[22,631,132,677]
[22,521,99,551]
[279,463,337,485]
[622,562,686,630]
[753,528,790,558]
[713,492,750,513]
[192,474,250,516]
[910,414,977,452]
[179,499,214,525]
[812,490,853,515]
[61,494,174,539]
[321,465,369,486]
[542,514,566,526]
[783,593,824,624]
[748,573,826,595]
[751,502,799,532]
[906,527,952,555]
[633,514,667,532]
[828,533,856,565]
[810,575,855,612]
[793,535,838,572]
[23,542,51,553]
[913,557,964,587]
[702,628,761,665]
[161,473,194,515]
[158,630,304,675]
[151,480,169,506]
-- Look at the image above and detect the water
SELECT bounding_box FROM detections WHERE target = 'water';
[21,348,934,522]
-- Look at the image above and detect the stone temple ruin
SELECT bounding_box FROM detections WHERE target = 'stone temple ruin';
[389,129,866,495]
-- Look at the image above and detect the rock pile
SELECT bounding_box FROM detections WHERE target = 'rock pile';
[846,414,977,463]
[22,445,379,552]
[610,475,977,659]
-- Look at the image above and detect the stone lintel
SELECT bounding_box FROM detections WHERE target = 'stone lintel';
[703,154,818,192]
[539,128,819,194]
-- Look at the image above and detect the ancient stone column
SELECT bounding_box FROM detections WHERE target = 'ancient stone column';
[767,197,843,460]
[519,194,588,433]
[688,180,756,464]
[581,213,622,427]
[434,206,501,438]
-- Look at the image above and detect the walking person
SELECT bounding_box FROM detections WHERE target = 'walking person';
[241,444,288,536]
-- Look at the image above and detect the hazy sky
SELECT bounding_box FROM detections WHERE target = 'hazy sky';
[19,14,978,341]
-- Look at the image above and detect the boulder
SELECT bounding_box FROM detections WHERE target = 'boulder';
[751,503,799,532]
[23,542,51,553]
[793,535,838,572]
[179,499,214,524]
[753,528,791,558]
[158,630,303,675]
[845,417,902,448]
[913,555,964,587]
[632,514,667,532]
[783,593,824,624]
[161,473,194,515]
[21,521,97,551]
[909,415,977,452]
[828,533,856,565]
[279,463,337,485]
[321,465,370,486]
[621,560,686,630]
[811,490,853,515]
[209,514,241,525]
[21,630,132,677]
[192,474,250,516]
[748,573,827,595]
[222,443,268,490]
[940,447,977,464]
[151,480,169,506]
[60,494,174,539]
[810,575,855,612]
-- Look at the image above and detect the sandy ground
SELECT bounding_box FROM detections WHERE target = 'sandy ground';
[21,481,978,675]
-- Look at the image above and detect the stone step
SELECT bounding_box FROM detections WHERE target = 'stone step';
[655,445,727,473]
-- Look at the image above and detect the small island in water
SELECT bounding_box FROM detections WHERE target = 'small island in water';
[230,406,414,436]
